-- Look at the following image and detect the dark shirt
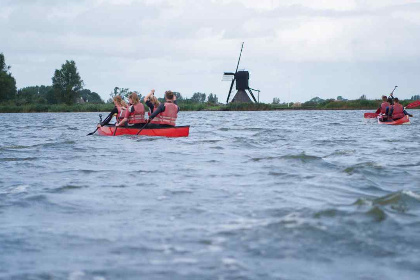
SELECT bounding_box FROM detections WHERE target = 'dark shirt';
[100,107,118,126]
[145,100,155,113]
[149,100,179,119]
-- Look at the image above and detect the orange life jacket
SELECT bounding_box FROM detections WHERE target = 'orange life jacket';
[127,103,145,124]
[380,102,390,114]
[391,103,405,119]
[148,110,163,124]
[116,106,126,122]
[160,102,178,126]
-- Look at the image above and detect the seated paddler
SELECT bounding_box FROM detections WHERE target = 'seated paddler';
[116,92,146,127]
[377,95,390,121]
[144,89,163,124]
[148,90,179,126]
[97,95,128,128]
[388,98,413,120]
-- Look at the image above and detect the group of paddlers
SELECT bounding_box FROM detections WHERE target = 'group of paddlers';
[97,90,179,128]
[377,94,413,121]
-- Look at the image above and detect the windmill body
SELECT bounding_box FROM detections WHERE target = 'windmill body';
[223,43,258,104]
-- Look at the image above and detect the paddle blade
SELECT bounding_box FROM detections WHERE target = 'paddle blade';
[87,128,98,136]
[364,112,378,118]
[406,100,420,109]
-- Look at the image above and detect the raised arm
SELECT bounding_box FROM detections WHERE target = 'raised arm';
[143,89,155,102]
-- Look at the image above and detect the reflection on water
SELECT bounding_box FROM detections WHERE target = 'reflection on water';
[0,111,419,280]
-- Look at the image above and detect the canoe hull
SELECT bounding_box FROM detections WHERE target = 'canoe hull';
[97,125,190,137]
[377,115,410,125]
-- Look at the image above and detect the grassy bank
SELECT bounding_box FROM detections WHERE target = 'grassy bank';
[0,103,114,113]
[0,99,417,113]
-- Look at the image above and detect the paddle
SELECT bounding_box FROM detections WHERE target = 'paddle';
[87,127,98,136]
[364,112,378,118]
[113,124,118,136]
[135,122,149,136]
[406,100,420,109]
[87,114,102,136]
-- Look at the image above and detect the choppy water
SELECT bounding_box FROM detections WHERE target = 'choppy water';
[1,110,420,280]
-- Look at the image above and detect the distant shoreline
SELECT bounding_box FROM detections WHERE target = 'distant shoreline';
[0,101,417,113]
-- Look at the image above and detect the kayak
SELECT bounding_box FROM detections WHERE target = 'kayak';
[97,124,190,137]
[377,115,410,125]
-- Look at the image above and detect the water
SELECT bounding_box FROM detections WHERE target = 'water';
[1,110,419,280]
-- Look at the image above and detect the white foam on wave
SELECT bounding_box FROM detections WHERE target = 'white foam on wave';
[1,185,30,194]
[172,257,198,264]
[402,190,420,201]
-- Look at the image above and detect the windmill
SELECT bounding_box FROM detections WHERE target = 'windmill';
[222,42,258,103]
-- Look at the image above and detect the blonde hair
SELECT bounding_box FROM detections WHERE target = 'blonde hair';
[149,95,160,107]
[129,92,140,104]
[113,95,126,107]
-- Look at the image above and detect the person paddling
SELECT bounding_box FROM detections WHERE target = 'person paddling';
[148,90,179,126]
[144,89,163,124]
[117,92,146,127]
[388,98,413,120]
[377,95,390,121]
[97,95,128,128]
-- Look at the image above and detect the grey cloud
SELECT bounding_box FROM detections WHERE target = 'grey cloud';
[2,0,420,102]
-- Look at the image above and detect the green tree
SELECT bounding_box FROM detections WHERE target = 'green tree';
[110,87,130,99]
[52,60,84,104]
[174,92,183,101]
[207,93,218,104]
[191,92,206,103]
[309,96,325,104]
[0,53,17,102]
[272,97,280,104]
[80,89,104,103]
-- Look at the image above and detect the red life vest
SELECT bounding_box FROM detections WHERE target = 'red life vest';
[126,103,145,124]
[147,110,163,124]
[380,102,390,114]
[391,103,405,119]
[116,106,126,122]
[160,102,178,126]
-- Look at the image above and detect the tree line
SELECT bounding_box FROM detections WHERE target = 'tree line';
[1,53,220,107]
[0,53,103,105]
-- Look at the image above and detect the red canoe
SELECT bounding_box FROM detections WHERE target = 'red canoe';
[97,125,190,137]
[377,115,410,125]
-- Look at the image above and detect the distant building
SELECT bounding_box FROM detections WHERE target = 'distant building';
[76,97,85,104]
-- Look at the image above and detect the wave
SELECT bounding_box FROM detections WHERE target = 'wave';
[250,152,324,164]
[49,185,88,193]
[0,157,37,162]
[353,190,420,221]
[343,161,384,175]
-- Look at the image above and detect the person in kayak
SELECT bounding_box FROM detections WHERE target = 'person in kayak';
[144,89,159,112]
[97,95,128,127]
[148,90,179,126]
[143,89,163,124]
[376,95,391,120]
[388,98,413,120]
[117,92,146,127]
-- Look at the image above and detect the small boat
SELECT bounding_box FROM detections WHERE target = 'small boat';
[97,124,190,137]
[377,115,410,125]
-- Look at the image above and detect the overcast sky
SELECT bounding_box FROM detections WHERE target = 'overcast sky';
[2,0,420,103]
